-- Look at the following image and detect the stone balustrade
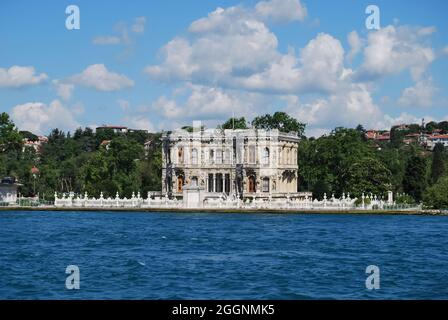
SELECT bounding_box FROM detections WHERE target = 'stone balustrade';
[54,191,421,211]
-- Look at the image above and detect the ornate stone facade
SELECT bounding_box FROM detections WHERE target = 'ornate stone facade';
[161,125,303,200]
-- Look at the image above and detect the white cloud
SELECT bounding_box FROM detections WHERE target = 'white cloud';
[124,115,155,132]
[69,64,134,91]
[255,0,307,22]
[52,80,74,100]
[150,83,267,124]
[0,65,48,88]
[146,4,282,90]
[147,22,347,95]
[11,100,80,135]
[398,79,437,107]
[93,16,145,46]
[238,33,347,94]
[288,83,383,130]
[357,25,435,81]
[132,17,146,33]
[346,31,362,63]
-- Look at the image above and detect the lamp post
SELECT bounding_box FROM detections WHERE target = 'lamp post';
[30,166,39,198]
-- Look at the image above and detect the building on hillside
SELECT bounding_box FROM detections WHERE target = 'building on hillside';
[96,125,129,134]
[22,135,48,154]
[426,134,448,150]
[161,122,310,203]
[366,130,390,143]
[0,177,21,205]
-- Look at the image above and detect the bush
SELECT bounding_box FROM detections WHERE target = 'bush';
[423,176,448,209]
[395,194,416,205]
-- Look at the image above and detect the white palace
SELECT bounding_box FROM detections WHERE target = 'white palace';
[53,123,415,211]
[161,122,310,206]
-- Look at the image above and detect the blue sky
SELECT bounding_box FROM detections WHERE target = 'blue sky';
[0,0,447,137]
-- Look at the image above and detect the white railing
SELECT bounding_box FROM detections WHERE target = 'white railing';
[54,191,422,211]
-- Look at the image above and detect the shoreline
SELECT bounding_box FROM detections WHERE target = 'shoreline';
[0,206,445,216]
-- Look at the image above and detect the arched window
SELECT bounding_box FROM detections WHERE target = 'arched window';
[191,148,198,165]
[262,147,270,165]
[177,176,184,193]
[248,176,256,193]
[191,176,198,187]
[178,147,184,164]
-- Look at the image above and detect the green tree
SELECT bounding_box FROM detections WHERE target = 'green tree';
[403,155,428,202]
[252,112,306,137]
[431,143,446,184]
[220,117,248,130]
[0,112,22,153]
[423,176,448,209]
[343,157,392,197]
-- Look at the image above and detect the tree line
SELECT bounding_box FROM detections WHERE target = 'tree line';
[1,111,447,208]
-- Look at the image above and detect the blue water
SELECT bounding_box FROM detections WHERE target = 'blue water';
[0,211,448,300]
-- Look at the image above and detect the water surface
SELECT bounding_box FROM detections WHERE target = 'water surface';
[0,211,447,299]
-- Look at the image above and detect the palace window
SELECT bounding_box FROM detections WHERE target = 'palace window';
[216,149,222,164]
[191,148,198,165]
[216,173,223,193]
[262,147,270,165]
[248,176,256,193]
[178,147,184,164]
[249,145,256,164]
[208,174,214,192]
[225,174,230,194]
[209,149,214,164]
[262,178,270,193]
[224,149,231,164]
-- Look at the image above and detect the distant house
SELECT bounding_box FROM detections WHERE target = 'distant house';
[22,135,48,154]
[96,125,129,134]
[366,130,390,143]
[144,140,152,156]
[426,134,448,150]
[100,140,111,150]
[0,177,21,205]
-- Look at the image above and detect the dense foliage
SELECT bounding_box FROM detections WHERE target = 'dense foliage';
[1,111,448,208]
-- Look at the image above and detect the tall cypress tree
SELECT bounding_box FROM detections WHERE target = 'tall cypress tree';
[431,143,446,184]
[403,155,427,202]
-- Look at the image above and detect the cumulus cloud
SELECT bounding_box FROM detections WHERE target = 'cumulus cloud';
[143,1,444,135]
[356,25,436,81]
[288,84,383,130]
[11,100,80,135]
[0,65,48,88]
[146,10,348,95]
[69,64,134,91]
[346,31,363,63]
[146,4,292,91]
[151,84,260,121]
[398,79,437,107]
[52,80,74,100]
[255,0,307,22]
